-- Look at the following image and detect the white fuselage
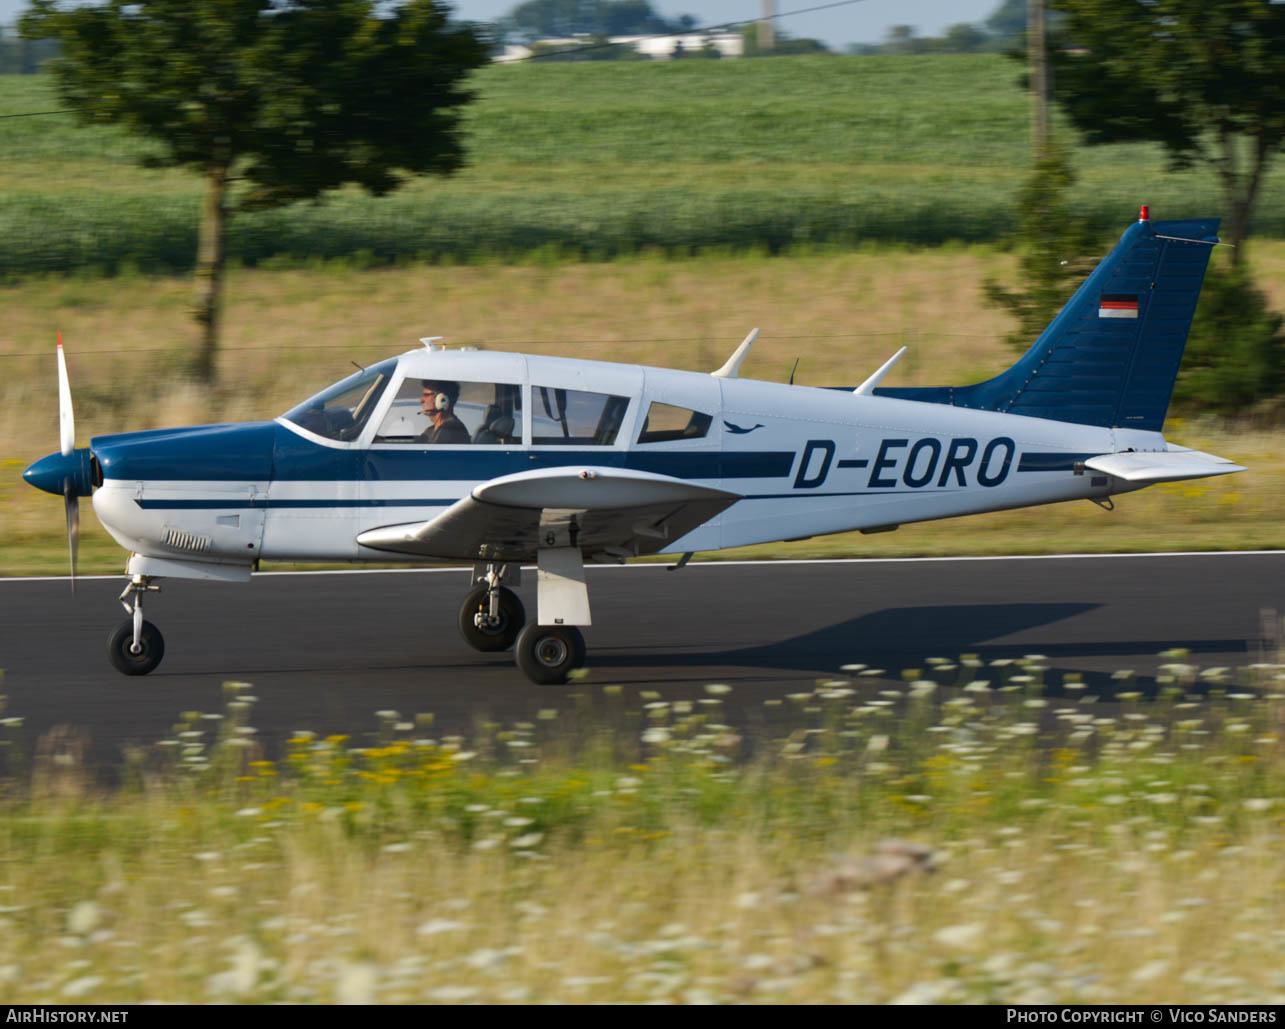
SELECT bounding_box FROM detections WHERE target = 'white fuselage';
[91,348,1158,573]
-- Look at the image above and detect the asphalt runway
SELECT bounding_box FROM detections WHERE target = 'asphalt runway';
[2,552,1282,770]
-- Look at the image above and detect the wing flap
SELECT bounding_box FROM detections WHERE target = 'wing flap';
[357,466,741,560]
[1083,448,1246,484]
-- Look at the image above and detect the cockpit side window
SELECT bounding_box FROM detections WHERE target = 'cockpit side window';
[637,402,713,444]
[281,359,396,442]
[373,379,523,445]
[531,387,629,446]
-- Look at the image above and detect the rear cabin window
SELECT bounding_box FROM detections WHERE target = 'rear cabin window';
[637,402,713,444]
[532,387,629,446]
[374,379,523,445]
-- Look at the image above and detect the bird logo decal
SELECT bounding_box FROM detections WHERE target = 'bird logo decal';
[723,420,765,435]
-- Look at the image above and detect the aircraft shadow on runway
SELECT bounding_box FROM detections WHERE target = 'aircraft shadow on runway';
[156,599,1256,700]
[589,602,1255,697]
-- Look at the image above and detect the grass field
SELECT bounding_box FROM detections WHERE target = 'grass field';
[1,668,1282,1003]
[4,55,1285,271]
[3,243,1283,576]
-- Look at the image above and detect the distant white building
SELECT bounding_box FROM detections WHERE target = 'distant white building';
[495,32,743,63]
[616,33,744,58]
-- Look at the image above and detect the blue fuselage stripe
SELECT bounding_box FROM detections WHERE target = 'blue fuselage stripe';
[135,492,896,510]
[93,422,796,482]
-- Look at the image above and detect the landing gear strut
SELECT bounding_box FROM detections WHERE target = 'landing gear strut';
[457,563,525,652]
[109,574,164,675]
[457,551,592,685]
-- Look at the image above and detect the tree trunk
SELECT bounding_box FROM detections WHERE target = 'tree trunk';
[1217,128,1273,270]
[192,160,229,384]
[1028,0,1049,153]
[1229,133,1272,270]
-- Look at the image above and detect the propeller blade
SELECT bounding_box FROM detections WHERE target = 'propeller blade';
[64,492,79,595]
[57,332,75,458]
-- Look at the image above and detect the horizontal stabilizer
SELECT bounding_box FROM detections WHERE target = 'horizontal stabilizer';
[1083,448,1245,484]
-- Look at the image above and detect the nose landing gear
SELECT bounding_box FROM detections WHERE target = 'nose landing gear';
[457,563,526,652]
[109,574,164,675]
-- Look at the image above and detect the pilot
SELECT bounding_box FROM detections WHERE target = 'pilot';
[418,380,470,445]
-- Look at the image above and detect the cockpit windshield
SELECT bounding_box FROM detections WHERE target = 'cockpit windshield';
[281,358,397,441]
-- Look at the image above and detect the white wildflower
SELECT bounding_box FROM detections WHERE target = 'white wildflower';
[934,924,983,948]
[416,918,468,936]
[1131,960,1170,983]
[61,975,102,998]
[67,901,99,936]
[335,961,376,1004]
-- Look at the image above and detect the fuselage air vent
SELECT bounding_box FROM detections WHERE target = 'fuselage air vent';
[165,528,212,553]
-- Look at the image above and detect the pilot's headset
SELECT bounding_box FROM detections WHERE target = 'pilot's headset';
[424,381,457,412]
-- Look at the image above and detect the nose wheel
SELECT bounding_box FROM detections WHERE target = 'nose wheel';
[109,574,165,676]
[457,583,525,652]
[108,618,165,676]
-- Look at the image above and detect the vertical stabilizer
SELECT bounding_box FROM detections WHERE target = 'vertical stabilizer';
[875,213,1220,430]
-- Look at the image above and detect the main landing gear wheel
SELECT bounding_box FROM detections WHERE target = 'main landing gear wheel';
[458,585,526,652]
[515,623,586,685]
[107,619,165,676]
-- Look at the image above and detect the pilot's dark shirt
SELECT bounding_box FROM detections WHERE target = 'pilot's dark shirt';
[420,415,470,445]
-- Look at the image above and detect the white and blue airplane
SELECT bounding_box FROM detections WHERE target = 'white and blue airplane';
[24,208,1245,684]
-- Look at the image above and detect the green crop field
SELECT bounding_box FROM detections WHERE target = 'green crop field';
[3,55,1284,272]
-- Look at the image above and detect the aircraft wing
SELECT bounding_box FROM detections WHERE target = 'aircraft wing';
[356,466,742,561]
[1083,448,1246,484]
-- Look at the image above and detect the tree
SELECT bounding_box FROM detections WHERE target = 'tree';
[1045,0,1285,266]
[1171,260,1285,416]
[740,24,829,57]
[496,0,688,44]
[883,25,920,54]
[602,0,673,36]
[21,1,489,383]
[942,23,988,53]
[501,0,604,42]
[984,0,1026,47]
[984,142,1099,352]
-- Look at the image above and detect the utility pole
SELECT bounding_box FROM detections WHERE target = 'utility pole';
[758,0,775,53]
[1028,0,1049,151]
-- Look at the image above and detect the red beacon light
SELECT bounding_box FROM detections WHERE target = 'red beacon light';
[1139,204,1150,222]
